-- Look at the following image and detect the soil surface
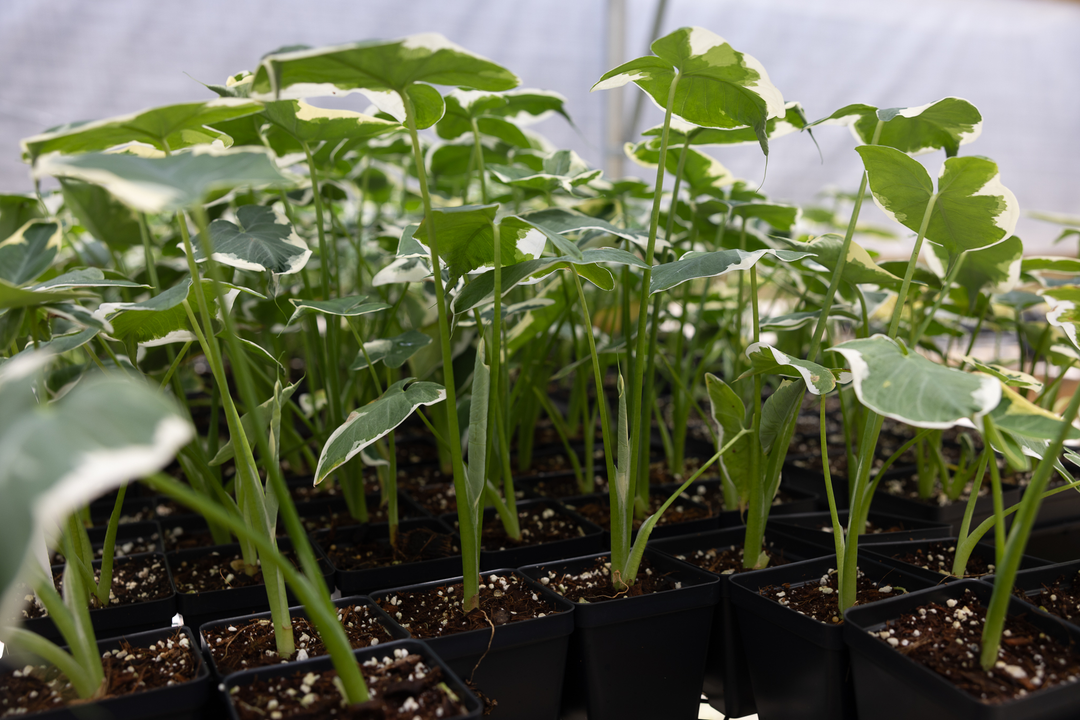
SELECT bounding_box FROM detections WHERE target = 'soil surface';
[204,603,395,675]
[675,542,792,575]
[874,587,1080,703]
[564,494,712,531]
[758,567,906,624]
[1017,568,1080,621]
[22,554,172,619]
[887,541,994,578]
[406,483,457,516]
[681,482,804,516]
[230,646,470,719]
[170,549,302,594]
[475,503,593,551]
[49,528,161,565]
[878,472,1005,508]
[376,573,556,638]
[318,526,458,571]
[0,629,200,717]
[533,556,680,603]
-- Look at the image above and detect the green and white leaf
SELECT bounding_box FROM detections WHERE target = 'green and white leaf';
[759,379,805,455]
[649,248,811,295]
[856,146,1019,258]
[31,268,147,291]
[99,278,201,346]
[457,298,555,327]
[1022,256,1080,275]
[0,194,43,244]
[927,235,1022,300]
[0,220,61,286]
[519,207,651,251]
[705,373,751,500]
[779,233,905,288]
[263,100,400,145]
[21,98,263,160]
[594,26,785,155]
[210,380,300,466]
[960,357,1043,391]
[987,383,1080,441]
[33,146,296,214]
[14,328,100,358]
[740,342,843,395]
[0,279,82,311]
[833,335,1000,428]
[488,150,601,195]
[808,97,981,157]
[643,101,808,147]
[625,140,734,195]
[287,295,390,326]
[60,179,143,251]
[349,330,432,370]
[760,309,859,331]
[314,379,446,485]
[412,205,545,278]
[0,354,191,623]
[191,204,310,275]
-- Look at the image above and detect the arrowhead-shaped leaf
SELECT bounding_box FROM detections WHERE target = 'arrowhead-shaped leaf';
[31,268,146,291]
[0,219,61,286]
[314,379,446,484]
[412,205,546,278]
[0,355,192,622]
[649,248,811,295]
[988,383,1080,441]
[287,295,390,325]
[100,278,201,346]
[350,329,432,371]
[34,146,296,214]
[488,150,600,195]
[192,205,311,275]
[643,101,808,147]
[833,335,1000,428]
[928,234,1022,302]
[263,99,400,145]
[857,146,1019,257]
[594,27,784,155]
[20,98,263,160]
[740,342,844,395]
[808,97,982,156]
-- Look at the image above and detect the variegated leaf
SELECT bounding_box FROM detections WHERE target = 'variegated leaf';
[191,205,311,275]
[808,97,981,157]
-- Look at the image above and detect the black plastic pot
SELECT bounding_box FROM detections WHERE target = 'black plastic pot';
[1024,476,1080,527]
[980,558,1080,624]
[370,568,575,720]
[440,498,605,571]
[0,625,210,720]
[864,537,1053,586]
[728,552,935,720]
[843,579,1080,720]
[50,520,164,564]
[770,509,951,548]
[866,474,1023,535]
[198,594,408,678]
[561,487,717,543]
[519,549,721,720]
[168,539,333,632]
[310,517,462,595]
[23,552,177,643]
[1026,518,1080,563]
[649,526,830,719]
[220,638,483,719]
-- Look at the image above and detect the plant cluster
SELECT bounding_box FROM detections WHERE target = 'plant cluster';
[2,24,1080,712]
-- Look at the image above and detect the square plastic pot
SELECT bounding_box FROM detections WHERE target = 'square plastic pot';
[770,509,952,548]
[519,549,721,720]
[863,537,1053,586]
[843,579,1080,720]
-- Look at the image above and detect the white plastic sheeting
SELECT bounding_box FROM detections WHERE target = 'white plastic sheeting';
[2,0,1077,250]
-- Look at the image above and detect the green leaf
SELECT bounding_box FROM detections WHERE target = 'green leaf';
[34,146,296,214]
[349,330,432,371]
[0,195,44,244]
[760,309,860,331]
[0,355,191,623]
[625,140,734,196]
[102,278,200,346]
[961,357,1043,391]
[649,248,811,295]
[14,327,99,358]
[643,101,808,147]
[286,295,390,325]
[705,373,751,500]
[759,379,804,455]
[59,179,143,252]
[0,219,61,286]
[210,380,300,466]
[458,298,555,327]
[833,335,1000,428]
[262,99,400,145]
[21,98,263,160]
[464,340,490,522]
[0,278,82,311]
[314,379,446,485]
[594,27,785,156]
[191,205,311,275]
[1022,256,1080,275]
[808,97,982,157]
[251,34,519,102]
[989,383,1080,441]
[412,205,545,278]
[730,202,801,232]
[488,150,601,195]
[31,268,147,291]
[519,207,651,250]
[929,235,1022,302]
[856,146,1018,258]
[739,342,843,395]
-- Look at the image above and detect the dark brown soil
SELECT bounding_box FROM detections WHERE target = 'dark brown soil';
[376,573,556,638]
[0,629,200,716]
[204,603,395,676]
[675,542,792,575]
[22,554,172,620]
[1017,569,1080,621]
[406,483,457,516]
[878,473,1008,507]
[564,494,712,531]
[230,647,470,719]
[682,483,803,516]
[876,587,1080,703]
[49,529,161,565]
[319,526,458,571]
[162,523,218,552]
[170,549,301,594]
[888,541,994,578]
[533,556,678,603]
[758,567,906,624]
[476,504,592,551]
